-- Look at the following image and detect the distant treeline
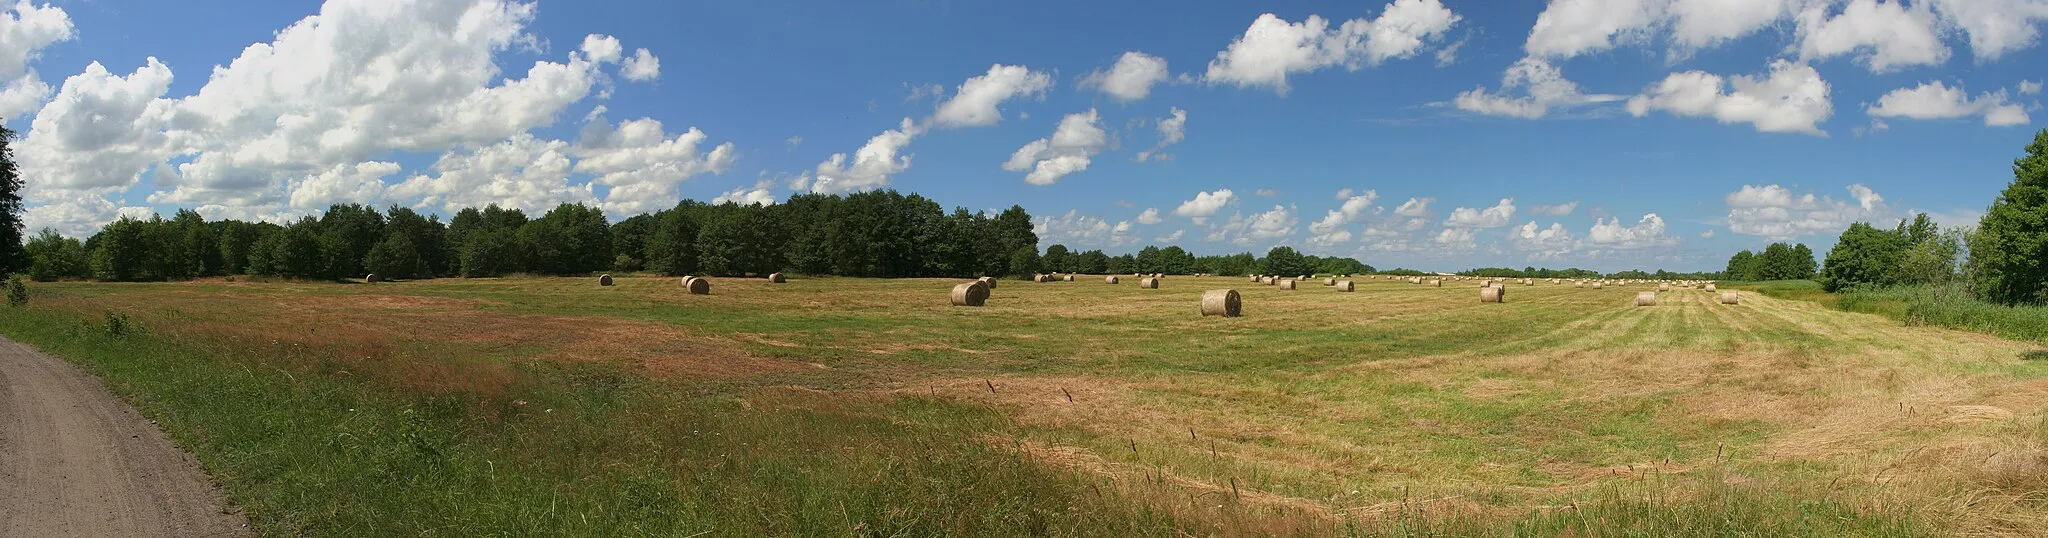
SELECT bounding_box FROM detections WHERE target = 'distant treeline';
[25,191,1045,282]
[21,190,1393,282]
[1454,267,1725,280]
[1038,245,1374,277]
[1723,242,1818,281]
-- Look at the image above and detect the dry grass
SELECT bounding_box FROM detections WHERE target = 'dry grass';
[24,275,2048,535]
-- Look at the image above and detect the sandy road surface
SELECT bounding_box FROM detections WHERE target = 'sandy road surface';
[0,338,247,537]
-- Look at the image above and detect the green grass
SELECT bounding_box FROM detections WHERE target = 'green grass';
[2,275,2032,536]
[1731,280,2048,344]
[0,305,1193,536]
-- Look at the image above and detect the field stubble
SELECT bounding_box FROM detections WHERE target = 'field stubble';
[12,275,2048,536]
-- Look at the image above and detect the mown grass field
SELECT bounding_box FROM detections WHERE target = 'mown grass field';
[7,275,2048,536]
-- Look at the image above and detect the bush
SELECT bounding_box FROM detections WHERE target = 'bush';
[5,277,24,307]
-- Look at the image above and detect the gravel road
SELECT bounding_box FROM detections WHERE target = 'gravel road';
[0,338,248,537]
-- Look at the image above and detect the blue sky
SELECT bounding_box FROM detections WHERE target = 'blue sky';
[4,0,2044,272]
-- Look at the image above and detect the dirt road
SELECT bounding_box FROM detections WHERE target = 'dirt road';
[0,338,248,537]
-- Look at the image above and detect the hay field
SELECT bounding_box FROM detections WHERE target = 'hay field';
[14,275,2048,535]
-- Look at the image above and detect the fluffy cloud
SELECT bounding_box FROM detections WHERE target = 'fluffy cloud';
[386,134,594,215]
[1625,59,1832,135]
[1454,57,1620,118]
[933,64,1052,128]
[1794,0,1948,73]
[1174,189,1235,223]
[17,59,176,199]
[1034,209,1135,248]
[1394,197,1434,217]
[289,161,398,211]
[1204,0,1461,93]
[1531,201,1578,216]
[1210,205,1300,246]
[573,111,739,216]
[1510,220,1576,259]
[1724,183,1887,239]
[620,48,660,81]
[1080,51,1169,102]
[1927,0,2048,61]
[0,0,73,120]
[1308,189,1379,245]
[711,180,777,206]
[16,0,690,236]
[1002,108,1110,185]
[1444,198,1516,228]
[1135,107,1187,163]
[1135,208,1163,225]
[1523,0,1798,60]
[2021,80,2044,95]
[1585,213,1678,248]
[1433,227,1477,250]
[812,117,921,194]
[1156,229,1185,243]
[1867,80,2031,127]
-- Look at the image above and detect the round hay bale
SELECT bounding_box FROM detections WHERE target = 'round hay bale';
[1034,273,1052,283]
[1431,279,1442,287]
[951,281,989,307]
[1250,275,1261,282]
[979,276,998,290]
[365,273,380,283]
[1481,286,1505,303]
[681,276,712,295]
[1279,279,1297,290]
[1105,275,1120,284]
[1593,283,1604,289]
[769,272,787,283]
[1704,283,1717,292]
[1200,289,1241,317]
[1064,274,1074,282]
[1262,276,1276,285]
[1140,277,1160,289]
[599,274,614,286]
[1719,291,1740,305]
[1323,277,1337,286]
[1658,284,1670,292]
[1635,291,1657,307]
[1336,280,1355,292]
[1574,281,1584,288]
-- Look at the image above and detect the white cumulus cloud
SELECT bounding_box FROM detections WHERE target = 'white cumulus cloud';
[1135,208,1162,225]
[1174,189,1236,224]
[1724,183,1888,240]
[1586,213,1678,248]
[1626,59,1833,135]
[933,64,1052,128]
[1454,57,1620,119]
[1002,108,1110,185]
[1867,80,2031,127]
[1444,198,1516,228]
[1204,0,1461,94]
[812,117,921,194]
[1135,107,1187,163]
[1080,51,1170,102]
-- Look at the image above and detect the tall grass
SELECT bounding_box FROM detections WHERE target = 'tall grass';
[1735,280,2048,344]
[0,306,1192,536]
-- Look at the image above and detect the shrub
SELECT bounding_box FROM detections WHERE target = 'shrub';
[5,277,24,307]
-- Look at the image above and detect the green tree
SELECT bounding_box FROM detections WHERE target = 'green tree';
[320,203,385,279]
[458,228,520,278]
[1790,243,1818,279]
[273,217,327,279]
[1970,129,2048,304]
[1725,250,1758,280]
[1820,222,1908,292]
[1261,246,1312,277]
[90,217,150,281]
[1008,246,1040,277]
[644,202,702,276]
[383,207,447,277]
[24,229,89,281]
[1041,244,1071,274]
[609,213,654,271]
[698,204,787,276]
[363,233,422,280]
[519,203,612,275]
[0,125,24,274]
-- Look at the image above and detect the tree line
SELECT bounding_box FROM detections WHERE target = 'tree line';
[1722,242,1818,281]
[1037,245,1374,277]
[1810,129,2048,306]
[22,191,1048,282]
